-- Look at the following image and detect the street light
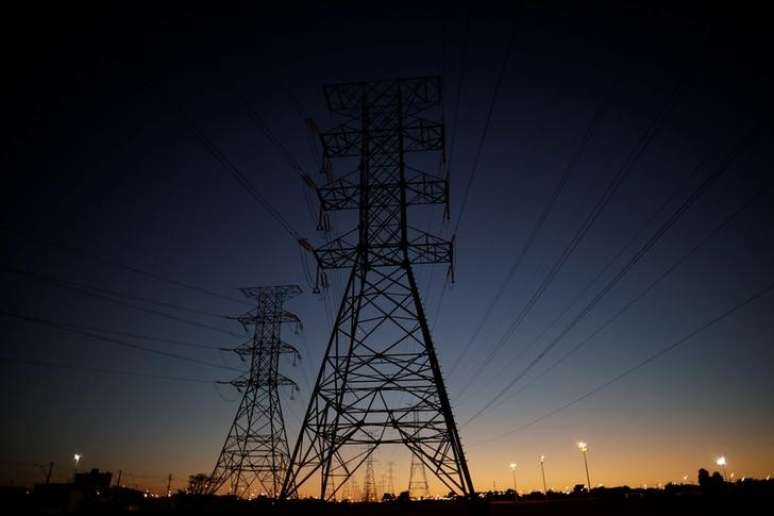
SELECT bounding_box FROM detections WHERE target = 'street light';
[716,456,728,481]
[539,455,547,493]
[509,463,518,500]
[73,453,82,476]
[577,442,591,493]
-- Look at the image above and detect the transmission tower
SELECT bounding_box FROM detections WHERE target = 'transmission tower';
[408,412,430,498]
[348,478,360,501]
[386,461,395,496]
[281,76,474,500]
[208,285,302,498]
[362,455,377,502]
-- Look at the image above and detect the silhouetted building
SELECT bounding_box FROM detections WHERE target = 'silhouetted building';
[73,468,112,495]
[32,468,112,512]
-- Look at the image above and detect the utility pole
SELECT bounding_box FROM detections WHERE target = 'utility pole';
[166,474,172,497]
[208,286,302,498]
[577,442,591,493]
[539,455,547,493]
[45,462,54,485]
[509,463,518,499]
[115,470,122,488]
[282,76,474,501]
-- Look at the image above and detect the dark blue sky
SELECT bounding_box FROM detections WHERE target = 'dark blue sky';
[2,2,772,493]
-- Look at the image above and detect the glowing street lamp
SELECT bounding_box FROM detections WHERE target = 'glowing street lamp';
[509,463,518,499]
[73,453,82,475]
[577,442,591,492]
[716,456,728,481]
[539,455,547,493]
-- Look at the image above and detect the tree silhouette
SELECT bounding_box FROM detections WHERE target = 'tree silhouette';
[699,468,725,495]
[698,468,710,489]
[187,473,209,495]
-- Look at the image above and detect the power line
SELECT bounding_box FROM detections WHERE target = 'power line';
[9,266,225,320]
[0,310,242,373]
[0,356,217,384]
[451,13,519,237]
[457,144,711,402]
[462,122,761,424]
[178,106,304,243]
[454,69,687,398]
[444,5,472,178]
[430,9,520,331]
[448,74,619,377]
[482,183,770,415]
[0,226,252,307]
[474,276,774,444]
[189,83,320,292]
[10,313,223,351]
[2,266,245,339]
[229,83,321,235]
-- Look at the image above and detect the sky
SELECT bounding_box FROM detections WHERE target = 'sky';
[2,2,773,496]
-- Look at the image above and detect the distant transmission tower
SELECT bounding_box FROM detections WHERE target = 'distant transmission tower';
[349,478,360,501]
[282,77,474,500]
[362,455,377,502]
[208,286,302,498]
[386,461,395,496]
[408,412,430,498]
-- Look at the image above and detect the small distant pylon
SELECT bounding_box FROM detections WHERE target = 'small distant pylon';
[362,456,377,502]
[349,478,360,501]
[207,285,302,498]
[386,461,395,497]
[408,412,430,499]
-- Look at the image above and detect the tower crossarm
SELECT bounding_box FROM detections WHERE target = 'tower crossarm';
[313,227,452,270]
[322,76,441,115]
[320,119,444,158]
[317,169,448,211]
[279,341,300,355]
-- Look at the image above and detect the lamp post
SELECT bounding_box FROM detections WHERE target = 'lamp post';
[509,463,518,500]
[716,456,727,481]
[539,455,547,493]
[577,442,591,493]
[73,453,82,478]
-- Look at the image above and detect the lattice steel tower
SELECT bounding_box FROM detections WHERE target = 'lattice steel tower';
[208,285,302,498]
[408,412,430,498]
[362,455,377,502]
[282,77,474,499]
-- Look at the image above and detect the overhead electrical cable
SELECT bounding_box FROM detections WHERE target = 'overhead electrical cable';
[482,183,770,415]
[0,310,242,373]
[0,227,252,307]
[473,277,774,444]
[0,356,217,384]
[462,122,762,423]
[448,74,619,377]
[2,266,245,339]
[455,70,688,398]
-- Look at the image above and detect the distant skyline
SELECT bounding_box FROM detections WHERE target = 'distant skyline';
[2,3,772,497]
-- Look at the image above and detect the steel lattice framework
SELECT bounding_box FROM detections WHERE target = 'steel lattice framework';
[208,285,302,498]
[282,77,474,500]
